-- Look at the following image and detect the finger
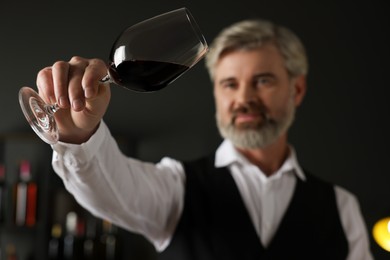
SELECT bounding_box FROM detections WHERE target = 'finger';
[83,58,108,99]
[52,60,71,108]
[36,67,55,104]
[68,56,89,111]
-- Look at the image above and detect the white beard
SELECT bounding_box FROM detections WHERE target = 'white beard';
[216,94,296,149]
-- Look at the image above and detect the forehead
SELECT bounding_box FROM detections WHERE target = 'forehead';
[214,45,286,79]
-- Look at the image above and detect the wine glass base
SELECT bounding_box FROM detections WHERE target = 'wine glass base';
[19,87,59,145]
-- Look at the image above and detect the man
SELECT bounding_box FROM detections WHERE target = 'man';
[36,19,373,259]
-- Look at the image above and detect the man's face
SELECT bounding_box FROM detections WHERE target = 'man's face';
[213,45,305,149]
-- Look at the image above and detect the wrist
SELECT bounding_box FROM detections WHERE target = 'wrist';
[59,123,100,144]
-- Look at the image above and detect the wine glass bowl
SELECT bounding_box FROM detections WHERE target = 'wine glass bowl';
[18,7,208,145]
[107,7,208,92]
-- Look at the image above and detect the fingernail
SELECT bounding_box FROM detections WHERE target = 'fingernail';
[72,99,84,111]
[84,88,93,99]
[58,97,69,107]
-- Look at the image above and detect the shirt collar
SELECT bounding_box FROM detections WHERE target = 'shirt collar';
[215,139,306,181]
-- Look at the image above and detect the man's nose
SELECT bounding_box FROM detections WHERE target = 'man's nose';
[236,84,257,104]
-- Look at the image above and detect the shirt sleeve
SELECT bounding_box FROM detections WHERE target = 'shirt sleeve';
[335,186,374,260]
[51,121,185,252]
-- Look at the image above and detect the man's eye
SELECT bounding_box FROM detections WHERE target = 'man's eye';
[255,77,273,87]
[222,82,237,89]
[256,78,268,85]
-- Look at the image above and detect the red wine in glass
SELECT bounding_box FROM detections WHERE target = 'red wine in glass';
[18,7,208,144]
[108,60,189,92]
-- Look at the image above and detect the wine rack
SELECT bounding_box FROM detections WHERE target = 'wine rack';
[0,134,157,260]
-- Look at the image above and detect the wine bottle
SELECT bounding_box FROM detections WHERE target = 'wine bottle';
[48,223,63,260]
[63,211,86,260]
[63,212,77,260]
[101,219,119,260]
[83,217,97,259]
[14,160,37,227]
[14,162,27,226]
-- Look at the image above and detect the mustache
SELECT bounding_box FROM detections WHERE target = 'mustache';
[231,104,270,123]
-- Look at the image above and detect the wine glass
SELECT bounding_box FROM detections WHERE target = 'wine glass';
[18,7,208,145]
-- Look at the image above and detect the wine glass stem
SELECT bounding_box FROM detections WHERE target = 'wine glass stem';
[46,103,60,116]
[100,74,111,83]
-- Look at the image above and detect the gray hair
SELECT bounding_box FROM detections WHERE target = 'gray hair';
[205,19,308,80]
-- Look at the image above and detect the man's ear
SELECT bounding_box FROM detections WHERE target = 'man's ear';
[293,75,307,106]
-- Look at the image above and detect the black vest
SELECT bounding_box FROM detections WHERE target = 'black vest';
[158,156,348,260]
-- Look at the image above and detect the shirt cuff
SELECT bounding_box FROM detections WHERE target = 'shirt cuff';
[52,121,108,167]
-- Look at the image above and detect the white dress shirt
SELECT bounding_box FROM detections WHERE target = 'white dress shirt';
[52,121,373,260]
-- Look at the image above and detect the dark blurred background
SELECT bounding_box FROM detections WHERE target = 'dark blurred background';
[0,0,389,259]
